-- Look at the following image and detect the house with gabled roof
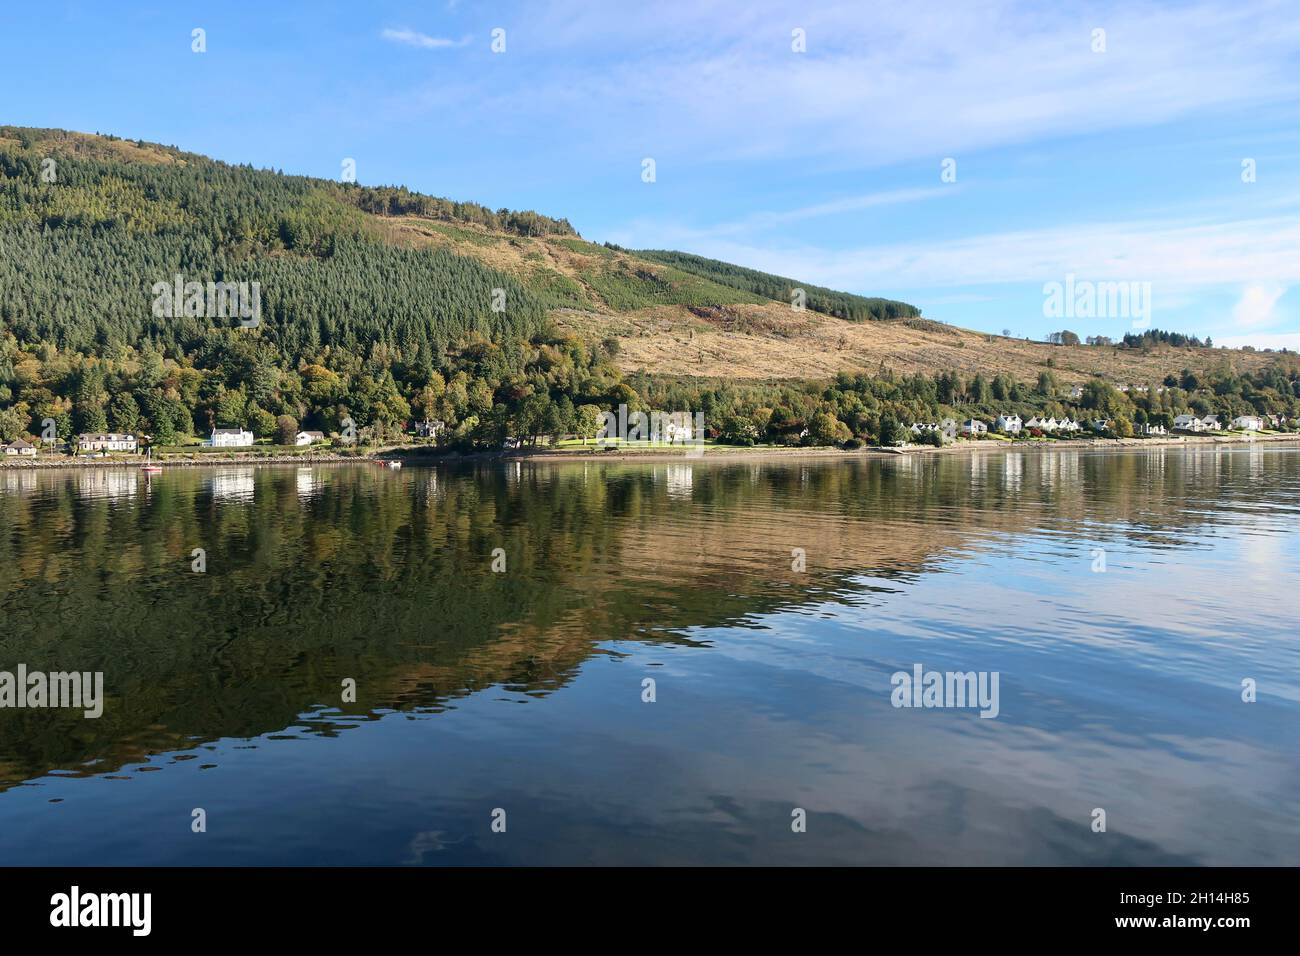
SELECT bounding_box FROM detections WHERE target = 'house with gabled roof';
[3,438,37,457]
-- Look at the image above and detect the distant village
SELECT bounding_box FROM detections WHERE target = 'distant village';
[3,401,1296,461]
[906,411,1282,443]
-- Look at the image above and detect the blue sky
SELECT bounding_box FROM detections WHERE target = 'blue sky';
[4,0,1300,346]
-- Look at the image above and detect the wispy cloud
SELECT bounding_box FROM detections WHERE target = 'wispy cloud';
[623,187,954,248]
[393,0,1300,167]
[611,207,1300,325]
[380,28,470,50]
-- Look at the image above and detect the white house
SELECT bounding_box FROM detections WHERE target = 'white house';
[1200,415,1222,431]
[1057,418,1081,433]
[1068,385,1085,399]
[413,419,445,439]
[1173,414,1202,432]
[78,432,138,453]
[211,428,254,448]
[995,414,1023,434]
[662,415,693,444]
[1141,422,1167,436]
[3,438,37,457]
[295,431,326,446]
[961,419,988,437]
[1232,415,1264,431]
[1091,419,1112,433]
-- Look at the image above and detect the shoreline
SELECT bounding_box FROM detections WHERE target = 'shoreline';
[4,432,1300,470]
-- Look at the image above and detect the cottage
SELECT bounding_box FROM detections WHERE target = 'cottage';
[77,433,138,453]
[961,419,988,437]
[1231,415,1264,431]
[211,428,254,448]
[1200,415,1222,431]
[1025,417,1042,430]
[1068,385,1085,399]
[663,416,693,444]
[295,431,326,446]
[1140,422,1166,436]
[3,438,37,457]
[413,419,445,439]
[995,414,1022,434]
[1090,419,1112,433]
[1173,414,1201,432]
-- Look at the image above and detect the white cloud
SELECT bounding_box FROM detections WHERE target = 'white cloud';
[626,187,954,248]
[612,209,1300,295]
[396,0,1300,167]
[380,28,469,50]
[1231,284,1287,328]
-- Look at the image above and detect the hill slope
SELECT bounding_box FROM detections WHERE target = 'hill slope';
[0,126,1296,450]
[1,125,1281,386]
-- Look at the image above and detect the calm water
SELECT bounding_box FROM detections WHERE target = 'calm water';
[1,446,1298,865]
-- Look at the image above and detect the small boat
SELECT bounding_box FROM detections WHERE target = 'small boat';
[385,460,403,470]
[141,447,162,473]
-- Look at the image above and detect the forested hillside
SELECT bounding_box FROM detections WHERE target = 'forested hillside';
[0,127,622,446]
[633,249,921,322]
[1,126,1298,452]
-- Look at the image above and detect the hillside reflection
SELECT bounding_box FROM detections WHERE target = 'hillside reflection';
[1,445,1298,787]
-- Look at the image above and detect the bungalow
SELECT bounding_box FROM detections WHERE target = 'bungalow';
[995,414,1023,434]
[295,431,326,446]
[1173,414,1202,432]
[1200,415,1222,431]
[77,432,138,453]
[3,438,37,457]
[211,428,254,448]
[961,419,988,437]
[1232,415,1264,431]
